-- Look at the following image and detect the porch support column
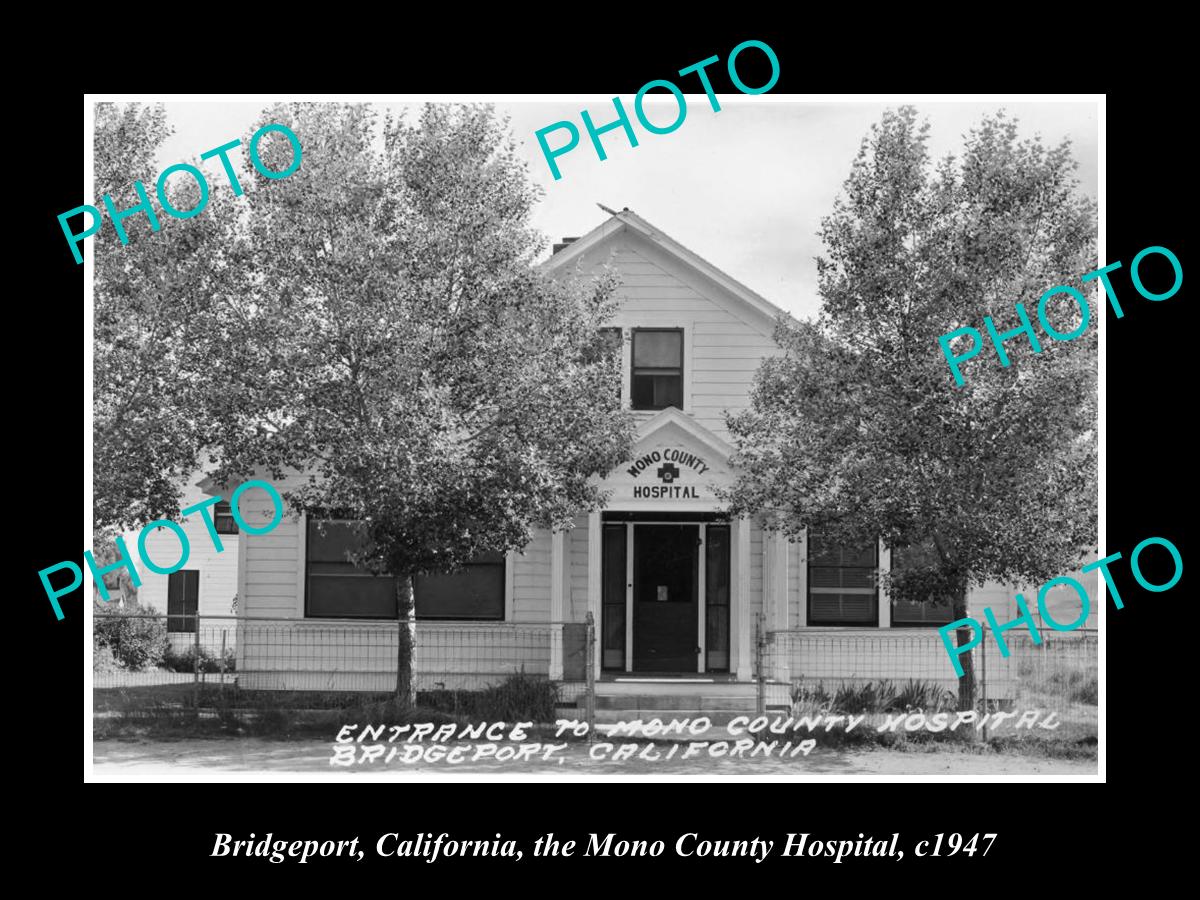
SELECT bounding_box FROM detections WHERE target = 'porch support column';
[771,530,790,682]
[732,516,752,681]
[587,510,603,682]
[550,529,566,680]
[878,538,892,628]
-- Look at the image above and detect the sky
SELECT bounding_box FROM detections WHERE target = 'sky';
[154,98,1099,321]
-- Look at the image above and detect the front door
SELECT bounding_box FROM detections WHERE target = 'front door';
[633,524,699,672]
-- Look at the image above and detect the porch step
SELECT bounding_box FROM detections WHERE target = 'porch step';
[590,709,753,727]
[596,680,755,698]
[595,694,755,711]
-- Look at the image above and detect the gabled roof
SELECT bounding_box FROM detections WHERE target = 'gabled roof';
[540,208,791,334]
[634,407,735,461]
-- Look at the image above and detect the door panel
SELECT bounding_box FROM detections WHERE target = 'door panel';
[633,524,698,672]
[167,569,200,633]
[601,524,628,671]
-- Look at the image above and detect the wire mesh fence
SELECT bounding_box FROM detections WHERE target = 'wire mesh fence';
[93,612,591,719]
[756,622,1097,743]
[93,609,1097,744]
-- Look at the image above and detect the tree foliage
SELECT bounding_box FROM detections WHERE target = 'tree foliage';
[726,107,1097,705]
[201,104,635,694]
[92,103,236,531]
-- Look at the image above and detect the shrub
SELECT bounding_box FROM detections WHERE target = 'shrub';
[162,645,237,674]
[837,680,896,713]
[792,678,956,715]
[888,679,958,713]
[791,682,831,713]
[93,645,121,674]
[419,670,560,722]
[93,603,168,670]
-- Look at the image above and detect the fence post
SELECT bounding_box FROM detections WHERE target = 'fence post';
[979,628,988,742]
[193,614,201,711]
[755,613,765,716]
[584,611,596,742]
[219,629,228,699]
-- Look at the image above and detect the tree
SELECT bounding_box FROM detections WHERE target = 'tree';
[90,529,139,608]
[210,103,635,700]
[726,107,1097,708]
[93,103,236,531]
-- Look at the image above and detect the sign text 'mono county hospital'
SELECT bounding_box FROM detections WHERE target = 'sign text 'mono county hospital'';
[535,40,781,181]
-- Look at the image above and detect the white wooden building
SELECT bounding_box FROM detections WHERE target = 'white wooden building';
[126,478,240,651]
[229,209,1096,708]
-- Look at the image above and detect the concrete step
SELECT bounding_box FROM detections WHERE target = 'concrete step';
[596,680,753,697]
[590,709,755,726]
[595,694,756,711]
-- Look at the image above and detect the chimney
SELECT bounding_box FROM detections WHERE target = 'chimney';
[552,236,580,255]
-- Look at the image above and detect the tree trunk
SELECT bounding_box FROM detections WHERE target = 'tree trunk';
[952,589,976,710]
[395,574,417,706]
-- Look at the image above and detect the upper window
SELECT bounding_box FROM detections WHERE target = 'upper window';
[889,541,954,626]
[214,501,238,535]
[305,518,505,621]
[631,328,683,410]
[808,532,878,625]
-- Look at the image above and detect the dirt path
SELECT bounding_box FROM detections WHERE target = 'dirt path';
[92,738,1096,777]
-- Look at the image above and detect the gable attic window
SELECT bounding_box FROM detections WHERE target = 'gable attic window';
[631,328,683,410]
[214,501,239,535]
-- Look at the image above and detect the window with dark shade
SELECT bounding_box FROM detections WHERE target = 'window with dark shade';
[890,541,954,626]
[306,520,398,619]
[414,553,505,620]
[807,532,878,625]
[631,328,683,410]
[305,519,505,620]
[214,501,238,535]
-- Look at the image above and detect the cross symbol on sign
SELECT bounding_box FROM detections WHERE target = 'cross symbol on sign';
[657,463,680,483]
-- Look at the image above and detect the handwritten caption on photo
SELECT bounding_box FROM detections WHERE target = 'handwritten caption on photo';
[329,712,1060,767]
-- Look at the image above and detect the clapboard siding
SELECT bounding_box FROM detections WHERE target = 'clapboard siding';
[128,480,240,635]
[563,238,783,442]
[569,517,589,622]
[748,522,764,628]
[513,529,552,621]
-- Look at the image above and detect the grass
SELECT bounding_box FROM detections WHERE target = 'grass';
[93,671,561,741]
[783,675,1096,758]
